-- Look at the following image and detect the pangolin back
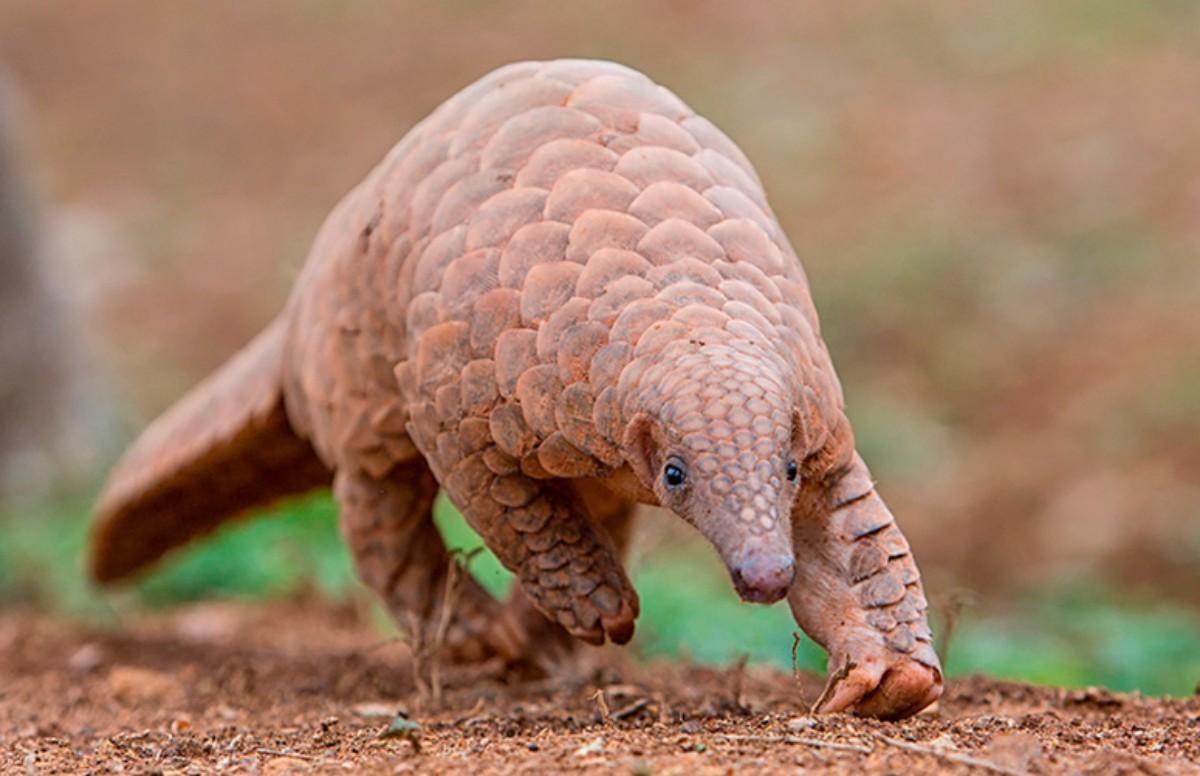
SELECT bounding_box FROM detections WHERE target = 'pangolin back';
[283,59,841,488]
[93,59,837,586]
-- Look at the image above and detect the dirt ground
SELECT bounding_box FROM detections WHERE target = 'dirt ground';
[1,602,1197,775]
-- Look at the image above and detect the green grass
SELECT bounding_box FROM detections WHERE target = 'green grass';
[944,600,1200,693]
[3,489,1200,696]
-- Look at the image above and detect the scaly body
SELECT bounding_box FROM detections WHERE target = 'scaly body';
[91,60,941,719]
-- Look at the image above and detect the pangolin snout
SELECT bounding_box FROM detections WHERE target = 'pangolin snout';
[729,550,795,604]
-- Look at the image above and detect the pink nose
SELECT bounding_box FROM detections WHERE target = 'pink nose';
[730,552,795,603]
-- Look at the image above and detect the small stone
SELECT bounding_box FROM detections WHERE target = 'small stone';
[352,703,399,719]
[928,733,958,750]
[172,604,242,643]
[680,720,701,734]
[574,736,605,756]
[215,704,240,721]
[786,716,817,732]
[67,643,105,673]
[527,741,540,751]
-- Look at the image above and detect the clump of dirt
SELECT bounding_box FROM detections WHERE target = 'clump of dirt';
[1,602,1197,774]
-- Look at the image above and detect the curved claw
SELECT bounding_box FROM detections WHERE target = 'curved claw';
[599,598,637,645]
[815,653,943,720]
[560,588,639,646]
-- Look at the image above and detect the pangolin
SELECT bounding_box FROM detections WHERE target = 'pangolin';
[90,59,943,719]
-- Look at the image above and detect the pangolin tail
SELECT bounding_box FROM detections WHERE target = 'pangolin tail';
[89,316,332,583]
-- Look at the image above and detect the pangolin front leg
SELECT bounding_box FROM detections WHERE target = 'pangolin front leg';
[441,451,639,646]
[788,453,943,719]
[501,485,638,667]
[334,462,527,661]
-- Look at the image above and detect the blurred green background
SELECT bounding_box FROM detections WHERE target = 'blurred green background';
[1,1,1198,694]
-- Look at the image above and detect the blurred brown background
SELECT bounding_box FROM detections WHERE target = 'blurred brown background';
[1,1,1197,609]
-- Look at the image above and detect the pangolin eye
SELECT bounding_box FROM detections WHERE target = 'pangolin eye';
[663,461,687,490]
[786,460,799,482]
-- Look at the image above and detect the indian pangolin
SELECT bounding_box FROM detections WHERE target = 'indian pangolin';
[90,59,942,719]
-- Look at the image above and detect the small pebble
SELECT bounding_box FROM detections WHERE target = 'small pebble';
[215,704,241,721]
[928,733,959,750]
[574,737,605,756]
[352,702,398,719]
[786,716,817,732]
[67,643,105,673]
[527,742,539,752]
[680,720,701,734]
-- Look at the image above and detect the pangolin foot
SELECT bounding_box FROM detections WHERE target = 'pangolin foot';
[814,650,943,720]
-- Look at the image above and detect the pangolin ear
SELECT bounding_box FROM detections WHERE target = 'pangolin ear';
[622,412,662,489]
[792,386,833,460]
[791,392,817,462]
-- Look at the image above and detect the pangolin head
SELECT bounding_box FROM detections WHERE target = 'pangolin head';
[620,338,813,604]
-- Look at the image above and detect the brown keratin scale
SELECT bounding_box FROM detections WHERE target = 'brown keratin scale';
[89,59,942,720]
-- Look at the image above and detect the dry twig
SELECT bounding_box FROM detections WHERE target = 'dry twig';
[810,657,855,713]
[654,691,671,724]
[590,688,611,725]
[451,697,487,726]
[407,548,481,709]
[611,698,649,721]
[256,749,318,761]
[935,589,976,665]
[428,553,467,708]
[716,734,872,754]
[877,735,1029,776]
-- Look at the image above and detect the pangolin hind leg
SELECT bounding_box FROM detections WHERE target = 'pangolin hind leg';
[441,451,640,646]
[787,453,943,720]
[334,461,527,662]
